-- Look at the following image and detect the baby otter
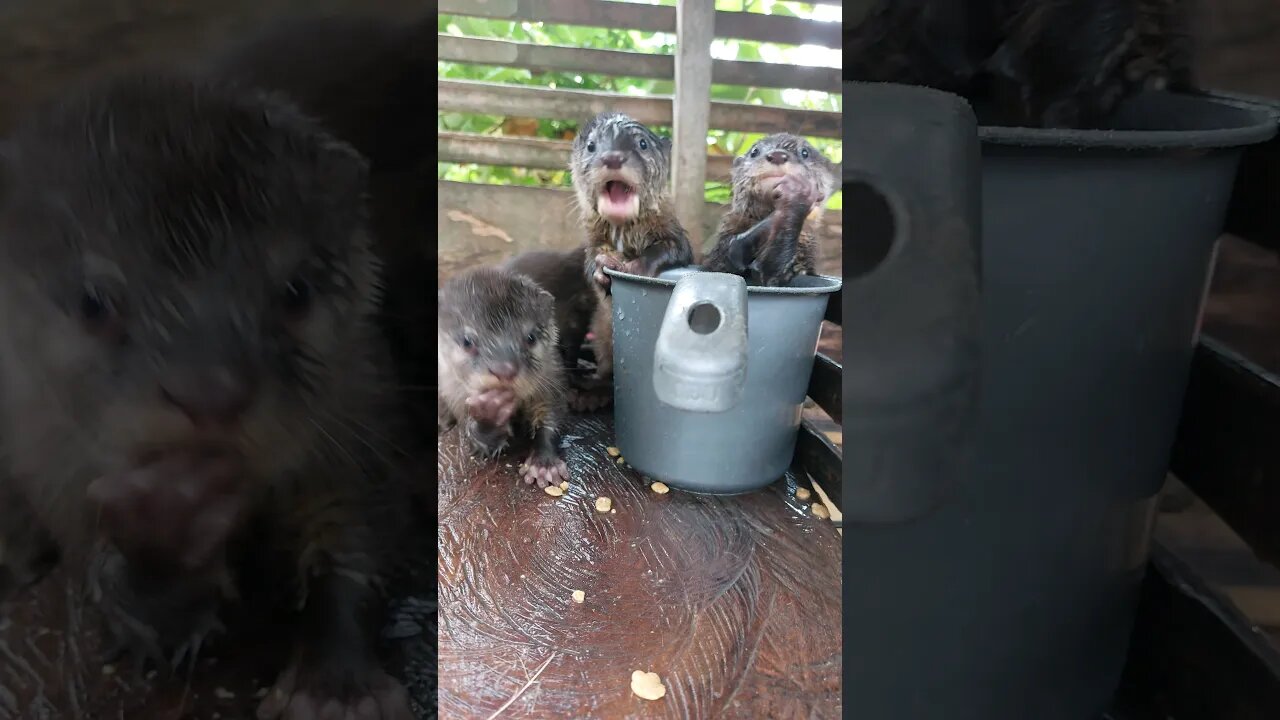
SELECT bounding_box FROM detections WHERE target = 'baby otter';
[438,266,570,488]
[845,0,1195,129]
[0,73,415,720]
[570,112,694,381]
[702,133,837,287]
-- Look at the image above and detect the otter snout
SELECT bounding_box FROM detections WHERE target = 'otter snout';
[487,361,519,383]
[159,366,255,427]
[766,150,789,165]
[600,151,626,170]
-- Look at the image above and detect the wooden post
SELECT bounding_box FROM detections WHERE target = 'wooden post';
[673,0,715,256]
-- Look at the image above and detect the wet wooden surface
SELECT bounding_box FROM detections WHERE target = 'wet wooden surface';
[436,414,843,720]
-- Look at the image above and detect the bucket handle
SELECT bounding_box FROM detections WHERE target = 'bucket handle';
[652,272,749,413]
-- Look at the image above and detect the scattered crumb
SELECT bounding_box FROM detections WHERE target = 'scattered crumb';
[795,487,812,501]
[559,481,569,490]
[213,687,235,701]
[650,481,670,495]
[146,670,158,681]
[254,687,270,699]
[595,496,613,512]
[544,485,565,497]
[630,670,667,700]
[606,446,621,457]
[572,590,586,604]
[101,664,116,676]
[811,503,830,520]
[611,508,617,514]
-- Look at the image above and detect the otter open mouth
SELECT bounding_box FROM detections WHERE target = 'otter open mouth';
[597,180,639,223]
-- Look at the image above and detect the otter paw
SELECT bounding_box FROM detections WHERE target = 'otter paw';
[592,253,625,289]
[771,173,818,208]
[87,449,247,573]
[465,387,517,428]
[568,386,613,413]
[256,663,413,720]
[520,454,570,488]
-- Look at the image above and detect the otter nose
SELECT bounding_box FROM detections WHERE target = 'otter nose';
[489,362,519,382]
[160,368,254,426]
[600,151,626,170]
[766,150,789,165]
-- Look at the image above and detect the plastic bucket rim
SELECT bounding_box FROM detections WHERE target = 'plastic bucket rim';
[977,91,1279,150]
[603,267,843,295]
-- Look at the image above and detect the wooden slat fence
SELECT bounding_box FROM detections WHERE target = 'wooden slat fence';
[437,0,845,275]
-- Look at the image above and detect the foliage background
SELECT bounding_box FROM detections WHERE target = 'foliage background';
[438,0,843,210]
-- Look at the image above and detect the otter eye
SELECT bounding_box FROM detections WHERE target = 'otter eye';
[281,278,312,316]
[460,336,475,350]
[639,138,648,150]
[800,147,811,159]
[526,331,537,346]
[749,147,760,158]
[587,141,597,153]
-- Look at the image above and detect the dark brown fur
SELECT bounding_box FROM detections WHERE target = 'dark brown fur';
[703,133,837,287]
[845,0,1196,129]
[569,112,694,381]
[437,267,570,488]
[499,247,597,377]
[0,74,416,719]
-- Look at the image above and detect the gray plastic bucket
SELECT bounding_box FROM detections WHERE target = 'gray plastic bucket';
[843,87,1279,720]
[605,266,841,494]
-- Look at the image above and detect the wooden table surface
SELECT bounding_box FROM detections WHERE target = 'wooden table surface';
[437,414,843,720]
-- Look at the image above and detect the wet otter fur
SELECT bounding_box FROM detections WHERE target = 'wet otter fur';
[703,133,837,287]
[0,73,417,720]
[570,112,694,384]
[437,266,570,488]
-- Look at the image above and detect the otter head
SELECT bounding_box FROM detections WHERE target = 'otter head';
[570,112,671,226]
[437,267,558,398]
[0,74,380,486]
[731,133,836,214]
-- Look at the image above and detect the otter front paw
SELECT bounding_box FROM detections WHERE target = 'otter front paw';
[256,660,414,720]
[520,452,570,488]
[592,253,625,290]
[87,448,247,574]
[771,173,823,210]
[465,388,516,428]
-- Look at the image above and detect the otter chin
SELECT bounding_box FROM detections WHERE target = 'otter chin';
[596,179,640,222]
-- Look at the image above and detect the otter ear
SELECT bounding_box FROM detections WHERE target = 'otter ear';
[731,154,745,168]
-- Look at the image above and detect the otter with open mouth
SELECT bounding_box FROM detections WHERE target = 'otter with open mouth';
[569,112,693,393]
[703,133,837,287]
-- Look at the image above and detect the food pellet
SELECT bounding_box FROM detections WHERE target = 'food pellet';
[811,503,830,520]
[631,670,667,701]
[650,481,670,495]
[559,481,569,490]
[595,496,613,513]
[572,590,586,604]
[795,487,812,501]
[254,687,270,699]
[213,687,235,700]
[606,446,621,457]
[615,457,626,465]
[102,665,116,676]
[544,485,565,497]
